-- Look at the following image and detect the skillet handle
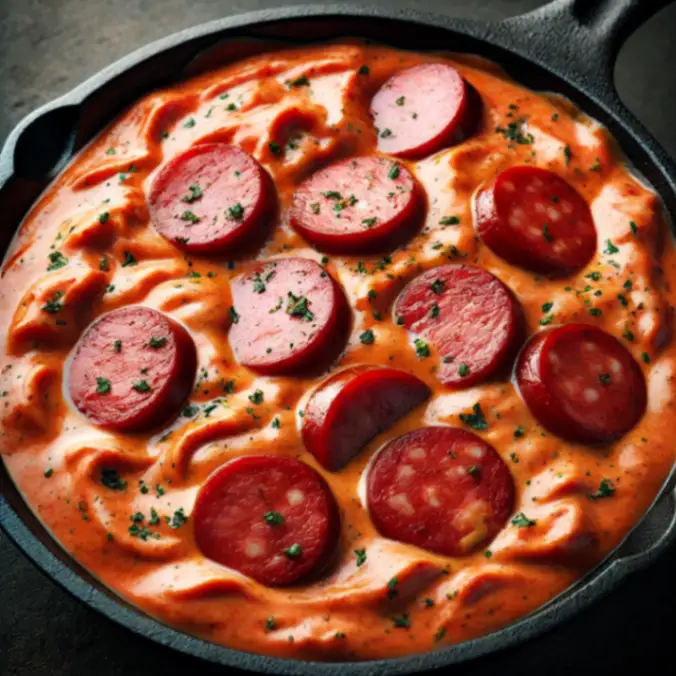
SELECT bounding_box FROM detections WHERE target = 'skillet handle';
[502,0,674,105]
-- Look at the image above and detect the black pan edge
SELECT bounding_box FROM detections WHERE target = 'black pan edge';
[1,5,676,676]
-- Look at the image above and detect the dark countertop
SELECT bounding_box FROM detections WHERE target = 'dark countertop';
[1,1,675,675]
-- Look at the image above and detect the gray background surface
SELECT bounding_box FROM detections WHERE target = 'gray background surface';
[1,1,675,675]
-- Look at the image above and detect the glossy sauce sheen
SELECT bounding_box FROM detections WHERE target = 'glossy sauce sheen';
[1,42,675,660]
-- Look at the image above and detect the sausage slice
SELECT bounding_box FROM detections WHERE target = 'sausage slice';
[149,143,274,254]
[68,306,197,431]
[474,166,596,275]
[367,427,514,556]
[370,63,477,158]
[516,324,647,443]
[289,156,422,254]
[394,264,522,387]
[193,455,340,586]
[302,365,430,471]
[229,257,348,374]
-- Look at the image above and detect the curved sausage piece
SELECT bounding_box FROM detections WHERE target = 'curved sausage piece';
[393,264,522,387]
[193,455,340,586]
[302,365,430,471]
[366,427,514,556]
[68,306,197,431]
[289,156,422,254]
[229,257,348,374]
[474,166,597,275]
[370,63,477,159]
[149,143,274,254]
[515,324,647,444]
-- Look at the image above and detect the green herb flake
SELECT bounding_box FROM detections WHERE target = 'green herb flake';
[121,250,137,267]
[458,363,470,377]
[603,239,619,255]
[269,141,282,155]
[167,507,188,529]
[44,468,54,478]
[395,96,406,106]
[414,338,430,359]
[563,146,572,166]
[229,306,240,324]
[249,389,264,405]
[47,250,69,271]
[286,292,314,321]
[514,425,526,438]
[541,301,553,313]
[264,511,285,526]
[642,352,651,364]
[388,163,400,180]
[360,329,375,345]
[284,543,302,558]
[182,184,203,203]
[227,203,245,220]
[358,65,370,75]
[41,291,64,314]
[439,215,460,225]
[630,220,638,235]
[354,548,367,567]
[148,336,167,349]
[430,278,445,294]
[132,380,152,393]
[392,614,410,629]
[96,377,111,394]
[511,512,536,528]
[429,304,440,319]
[459,403,489,431]
[588,478,616,500]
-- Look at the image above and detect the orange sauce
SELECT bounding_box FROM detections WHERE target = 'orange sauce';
[1,41,675,660]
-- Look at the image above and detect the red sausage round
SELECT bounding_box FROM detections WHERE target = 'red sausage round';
[367,427,514,556]
[474,166,597,275]
[69,306,197,431]
[302,365,430,471]
[516,324,647,444]
[193,455,340,586]
[289,156,422,254]
[229,257,348,374]
[149,143,274,254]
[370,63,476,159]
[393,264,522,387]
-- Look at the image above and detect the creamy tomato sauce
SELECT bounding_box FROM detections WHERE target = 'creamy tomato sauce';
[1,41,675,661]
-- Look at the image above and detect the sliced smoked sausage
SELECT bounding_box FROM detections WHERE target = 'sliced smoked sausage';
[393,264,522,387]
[474,166,596,275]
[289,156,422,254]
[68,306,197,431]
[229,257,348,374]
[302,365,430,471]
[193,455,340,586]
[366,426,514,556]
[515,324,647,444]
[370,63,477,159]
[149,143,274,254]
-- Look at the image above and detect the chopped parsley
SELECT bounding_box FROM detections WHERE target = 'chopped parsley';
[395,96,406,106]
[180,210,200,224]
[41,291,64,314]
[286,292,314,321]
[284,543,302,558]
[354,548,367,567]
[541,301,553,313]
[99,257,109,271]
[44,468,54,478]
[458,363,470,377]
[359,329,375,345]
[414,338,430,359]
[543,223,553,242]
[429,304,440,319]
[511,512,536,527]
[227,203,245,220]
[289,75,310,87]
[362,217,377,228]
[459,403,489,430]
[166,507,188,529]
[100,468,127,491]
[388,163,400,180]
[430,278,445,294]
[603,239,619,255]
[514,425,526,438]
[121,250,137,267]
[386,577,399,599]
[439,215,460,225]
[599,373,611,385]
[249,389,264,405]
[47,250,68,271]
[148,336,167,348]
[265,617,277,631]
[495,119,534,145]
[96,377,111,394]
[264,511,285,526]
[269,141,282,155]
[588,479,615,500]
[358,65,369,75]
[434,627,446,642]
[132,380,152,393]
[182,184,203,203]
[642,352,650,364]
[630,220,638,235]
[380,128,393,138]
[183,117,196,128]
[563,146,572,166]
[392,614,410,629]
[229,306,240,324]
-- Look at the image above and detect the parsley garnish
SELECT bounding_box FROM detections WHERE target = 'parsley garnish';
[511,512,536,527]
[101,468,126,490]
[180,210,200,224]
[264,511,284,526]
[388,163,400,180]
[182,184,203,203]
[227,203,245,220]
[166,507,188,528]
[458,363,470,377]
[354,548,367,567]
[249,389,264,405]
[359,329,375,345]
[429,304,440,318]
[495,118,534,144]
[121,250,137,266]
[289,75,310,87]
[362,217,377,227]
[284,543,302,558]
[603,239,619,255]
[630,220,638,235]
[430,278,445,294]
[41,291,64,314]
[269,141,282,155]
[358,65,369,75]
[459,403,488,430]
[563,146,572,166]
[392,615,410,629]
[132,380,151,393]
[439,215,460,225]
[414,338,430,359]
[286,292,314,321]
[47,251,68,271]
[148,336,167,348]
[588,479,615,500]
[96,377,111,394]
[229,306,240,324]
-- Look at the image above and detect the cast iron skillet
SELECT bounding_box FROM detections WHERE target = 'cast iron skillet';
[1,1,676,674]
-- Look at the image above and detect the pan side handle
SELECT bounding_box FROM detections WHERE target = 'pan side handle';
[499,0,674,105]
